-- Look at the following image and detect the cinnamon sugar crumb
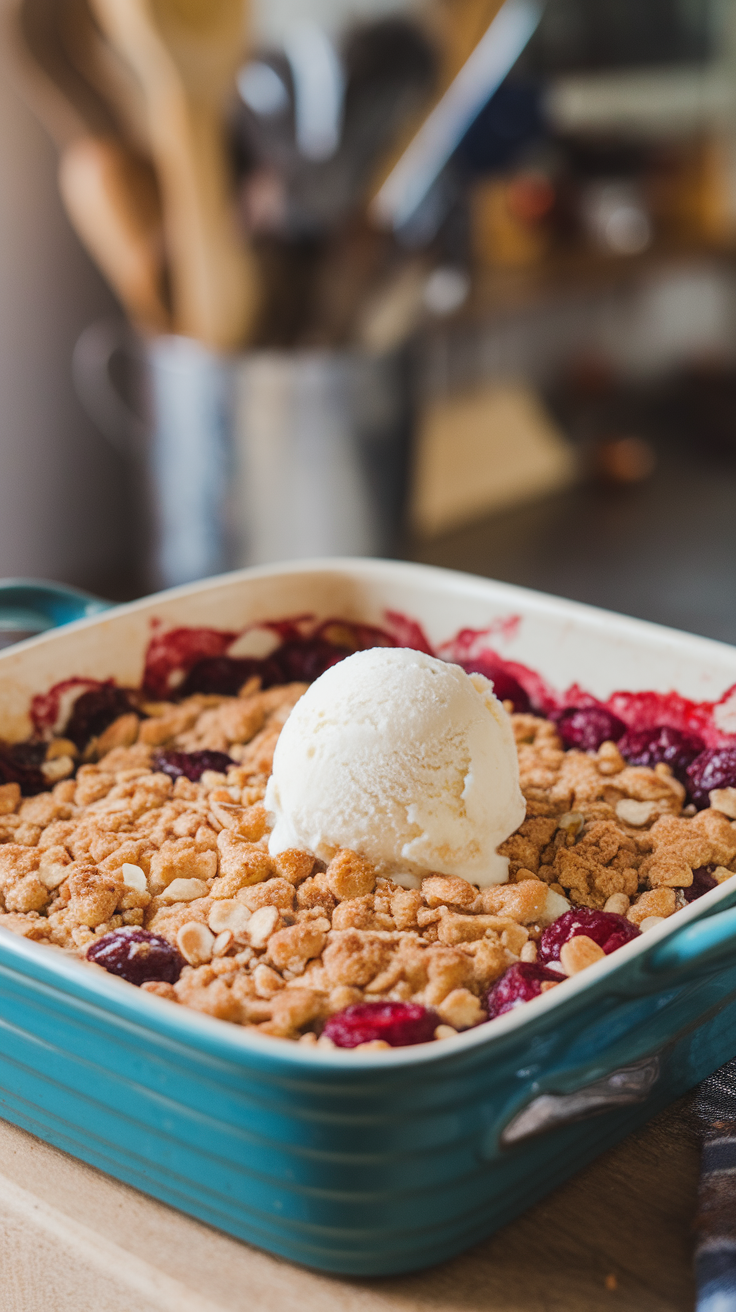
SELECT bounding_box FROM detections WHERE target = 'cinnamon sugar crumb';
[0,679,728,1046]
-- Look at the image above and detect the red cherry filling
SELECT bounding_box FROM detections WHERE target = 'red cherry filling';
[686,747,736,810]
[538,907,640,964]
[556,707,626,752]
[486,962,562,1019]
[178,639,351,697]
[322,1001,438,1048]
[618,725,704,782]
[87,927,184,985]
[153,749,235,782]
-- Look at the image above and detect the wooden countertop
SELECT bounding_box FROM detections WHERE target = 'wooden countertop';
[1,1100,699,1312]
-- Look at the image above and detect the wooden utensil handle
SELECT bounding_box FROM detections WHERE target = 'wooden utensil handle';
[59,136,169,333]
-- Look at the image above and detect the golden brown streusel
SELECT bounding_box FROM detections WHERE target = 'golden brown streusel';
[0,688,733,1044]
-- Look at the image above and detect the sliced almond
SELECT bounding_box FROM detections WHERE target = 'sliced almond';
[540,887,571,925]
[176,921,215,966]
[212,929,234,956]
[159,877,208,904]
[247,905,280,949]
[434,1024,458,1040]
[41,755,75,783]
[557,811,585,837]
[604,893,630,915]
[207,900,251,936]
[639,915,666,933]
[122,863,147,892]
[559,934,606,976]
[615,799,656,827]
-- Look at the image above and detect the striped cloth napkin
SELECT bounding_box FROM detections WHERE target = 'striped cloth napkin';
[694,1059,736,1311]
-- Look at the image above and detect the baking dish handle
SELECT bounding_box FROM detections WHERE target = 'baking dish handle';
[499,903,736,1148]
[0,579,112,643]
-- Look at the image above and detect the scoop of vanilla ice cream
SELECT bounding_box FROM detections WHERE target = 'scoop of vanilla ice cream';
[265,647,525,888]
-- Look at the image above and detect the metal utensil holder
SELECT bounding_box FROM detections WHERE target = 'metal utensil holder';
[74,323,414,589]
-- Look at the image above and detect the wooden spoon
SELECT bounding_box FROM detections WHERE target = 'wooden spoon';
[5,0,170,330]
[5,0,169,331]
[59,136,169,332]
[59,0,151,154]
[4,0,118,146]
[91,0,259,349]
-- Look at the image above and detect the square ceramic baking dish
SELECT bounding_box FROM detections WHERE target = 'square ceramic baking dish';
[2,559,736,1278]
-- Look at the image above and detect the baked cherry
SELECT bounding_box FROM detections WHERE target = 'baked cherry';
[322,1001,438,1048]
[483,671,531,713]
[179,640,352,697]
[87,927,184,985]
[538,907,640,963]
[271,639,350,684]
[457,656,531,712]
[179,657,259,698]
[65,684,138,751]
[486,962,562,1019]
[618,725,704,782]
[686,747,736,809]
[556,707,626,752]
[0,741,47,795]
[684,865,719,903]
[153,749,234,782]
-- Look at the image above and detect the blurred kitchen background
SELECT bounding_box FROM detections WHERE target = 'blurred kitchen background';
[2,0,736,640]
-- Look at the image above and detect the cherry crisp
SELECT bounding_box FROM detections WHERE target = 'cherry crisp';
[0,675,734,1052]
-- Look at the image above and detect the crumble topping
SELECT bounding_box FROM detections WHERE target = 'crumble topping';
[0,682,734,1048]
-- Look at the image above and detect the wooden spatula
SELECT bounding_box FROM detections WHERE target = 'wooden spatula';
[91,0,259,350]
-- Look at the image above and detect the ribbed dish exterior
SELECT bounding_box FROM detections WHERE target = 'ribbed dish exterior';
[1,913,736,1275]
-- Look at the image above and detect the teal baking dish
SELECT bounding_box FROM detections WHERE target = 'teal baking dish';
[2,560,736,1277]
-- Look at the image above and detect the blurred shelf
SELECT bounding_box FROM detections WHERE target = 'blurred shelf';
[460,237,736,324]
